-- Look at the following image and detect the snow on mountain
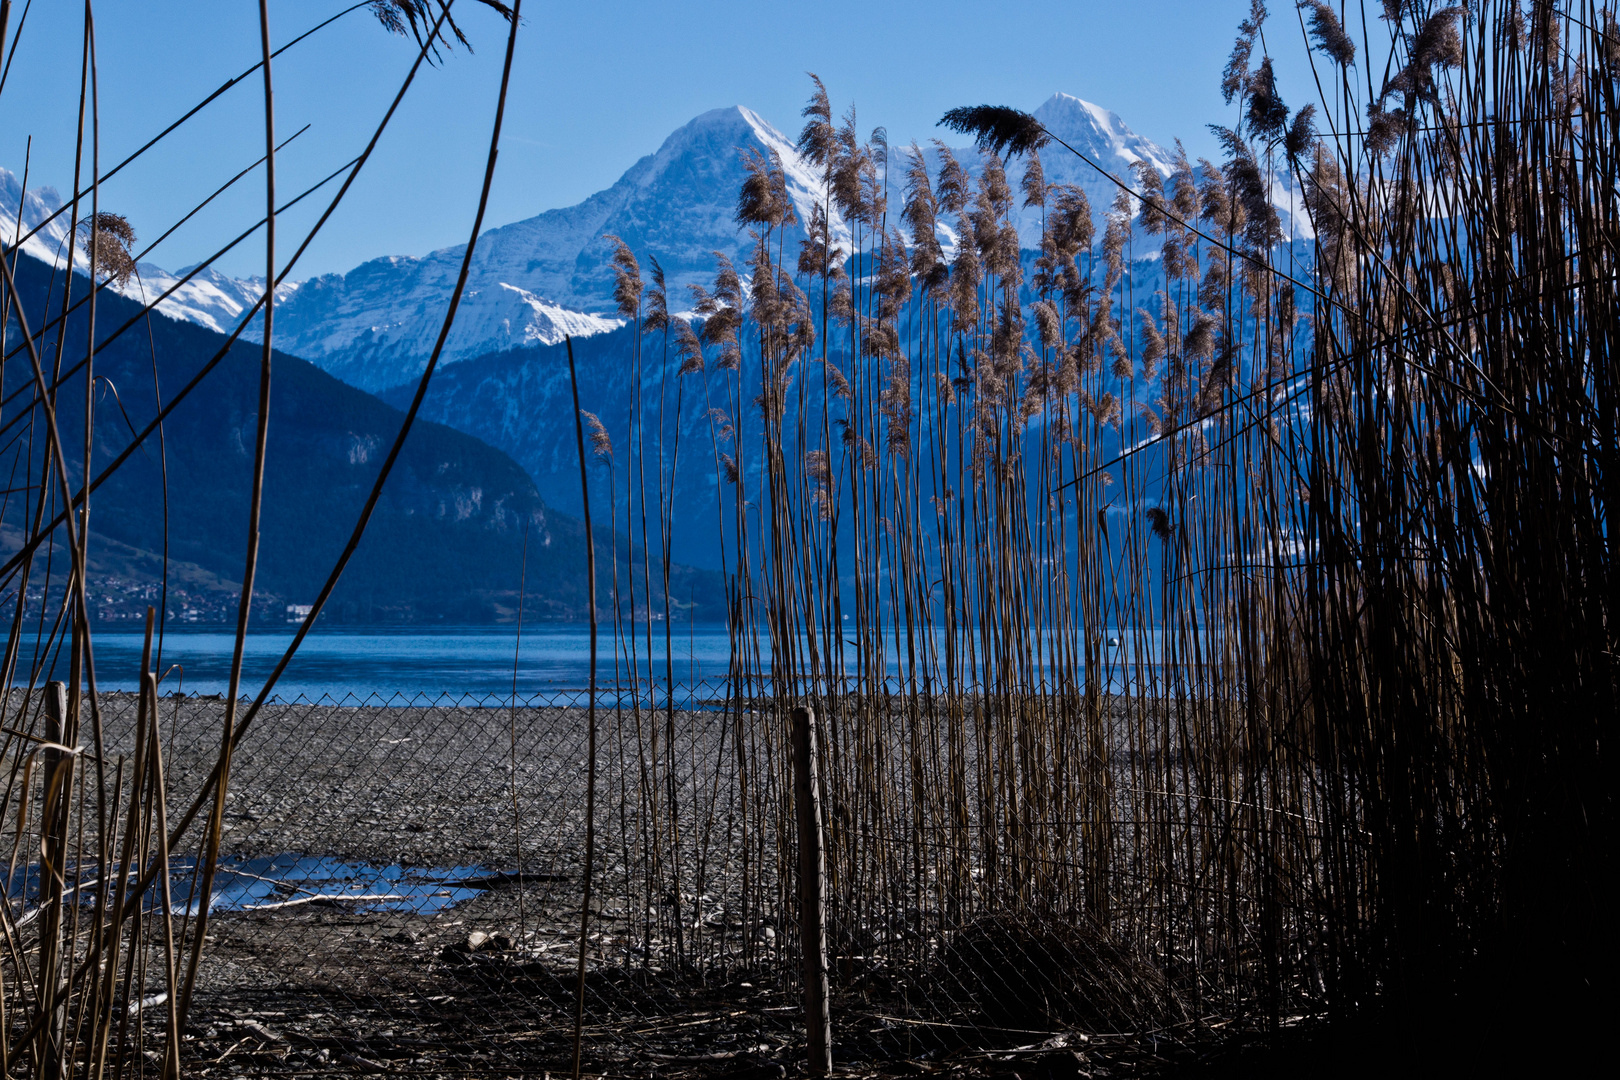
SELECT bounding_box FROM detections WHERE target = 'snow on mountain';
[1022,93,1176,240]
[253,96,1235,394]
[0,163,620,388]
[131,262,299,335]
[899,93,1179,254]
[0,170,74,265]
[1039,94,1179,176]
[1034,95,1176,183]
[249,254,622,392]
[0,167,295,335]
[257,105,830,391]
[446,104,843,313]
[8,95,1310,398]
[992,93,1309,248]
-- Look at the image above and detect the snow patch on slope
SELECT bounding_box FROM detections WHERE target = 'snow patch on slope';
[1046,94,1178,177]
[7,93,1314,395]
[0,167,297,334]
[1030,93,1310,243]
[258,105,834,391]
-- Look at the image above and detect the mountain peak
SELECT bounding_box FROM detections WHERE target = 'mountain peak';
[241,101,838,390]
[1033,93,1175,178]
[8,94,1308,396]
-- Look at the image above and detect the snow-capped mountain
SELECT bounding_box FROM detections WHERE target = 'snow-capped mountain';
[261,96,1209,393]
[255,262,622,392]
[444,104,843,313]
[1023,93,1178,235]
[0,171,76,266]
[134,262,300,335]
[7,94,1309,398]
[1038,93,1178,178]
[0,168,298,336]
[370,96,1318,573]
[255,105,829,391]
[1010,93,1310,248]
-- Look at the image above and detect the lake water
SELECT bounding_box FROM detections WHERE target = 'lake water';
[70,624,739,700]
[67,623,1157,700]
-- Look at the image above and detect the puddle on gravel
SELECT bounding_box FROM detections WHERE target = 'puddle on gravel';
[195,855,496,914]
[7,855,500,916]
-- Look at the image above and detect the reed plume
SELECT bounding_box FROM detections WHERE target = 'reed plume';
[598,5,1615,1043]
[370,0,515,57]
[77,212,137,288]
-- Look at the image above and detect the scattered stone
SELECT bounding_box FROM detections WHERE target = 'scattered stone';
[463,930,512,953]
[238,1019,284,1044]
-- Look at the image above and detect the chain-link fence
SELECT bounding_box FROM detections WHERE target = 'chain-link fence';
[5,685,1278,1077]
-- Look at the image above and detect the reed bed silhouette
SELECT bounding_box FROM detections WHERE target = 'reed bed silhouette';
[594,0,1613,1050]
[0,0,1608,1076]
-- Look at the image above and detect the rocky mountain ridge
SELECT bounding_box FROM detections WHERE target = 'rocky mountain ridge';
[6,93,1308,398]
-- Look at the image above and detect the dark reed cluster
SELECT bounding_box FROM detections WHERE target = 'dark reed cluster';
[1284,0,1614,1025]
[0,0,1605,1073]
[596,0,1613,1037]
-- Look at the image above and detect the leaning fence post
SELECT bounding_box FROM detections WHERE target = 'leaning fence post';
[792,705,832,1076]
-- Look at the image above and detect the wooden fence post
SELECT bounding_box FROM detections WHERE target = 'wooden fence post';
[792,705,832,1076]
[39,681,69,1080]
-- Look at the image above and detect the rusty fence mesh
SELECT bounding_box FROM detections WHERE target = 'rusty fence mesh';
[4,685,1233,1078]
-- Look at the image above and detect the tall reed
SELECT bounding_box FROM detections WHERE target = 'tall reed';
[0,1,521,1072]
[603,0,1612,1032]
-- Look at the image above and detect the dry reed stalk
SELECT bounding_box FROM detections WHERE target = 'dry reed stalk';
[567,334,601,1079]
[174,0,280,1029]
[0,1,531,1071]
[584,2,1614,1038]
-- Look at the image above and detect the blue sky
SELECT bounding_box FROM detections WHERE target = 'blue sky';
[0,1,1329,280]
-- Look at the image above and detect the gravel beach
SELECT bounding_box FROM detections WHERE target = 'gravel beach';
[4,691,1224,1077]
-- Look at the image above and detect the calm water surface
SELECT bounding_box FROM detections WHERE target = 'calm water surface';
[75,623,1153,700]
[77,624,739,699]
